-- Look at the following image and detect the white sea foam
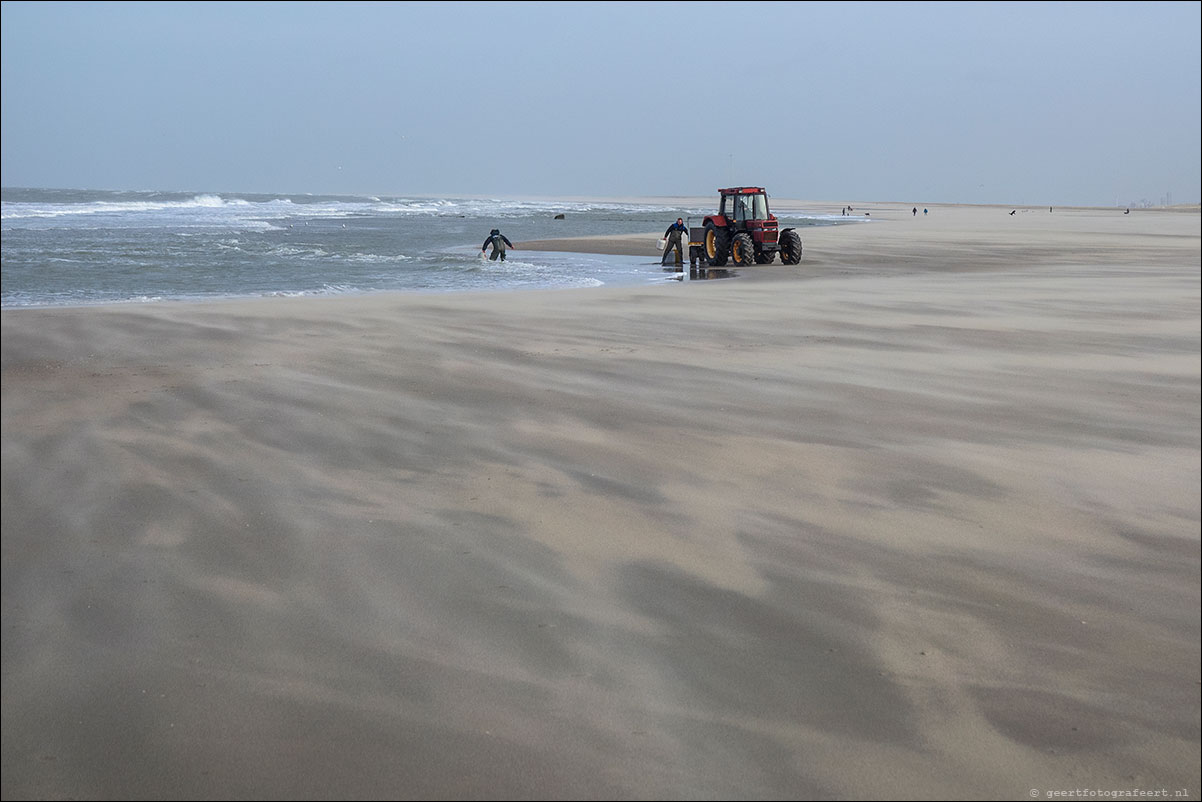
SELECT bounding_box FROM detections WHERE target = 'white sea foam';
[2,194,238,218]
[1,194,726,232]
[341,252,414,264]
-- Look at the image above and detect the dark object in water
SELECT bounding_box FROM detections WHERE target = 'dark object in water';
[554,213,565,220]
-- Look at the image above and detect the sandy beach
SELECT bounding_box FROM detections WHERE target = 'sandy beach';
[3,202,1199,799]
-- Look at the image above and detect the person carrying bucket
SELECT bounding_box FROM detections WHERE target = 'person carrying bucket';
[661,218,688,266]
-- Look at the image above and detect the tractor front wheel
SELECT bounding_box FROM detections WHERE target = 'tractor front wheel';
[754,249,775,264]
[779,229,803,265]
[731,233,755,265]
[705,225,730,266]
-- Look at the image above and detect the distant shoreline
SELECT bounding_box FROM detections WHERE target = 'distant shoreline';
[3,186,1197,213]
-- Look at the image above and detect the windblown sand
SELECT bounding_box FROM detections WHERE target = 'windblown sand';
[3,202,1199,799]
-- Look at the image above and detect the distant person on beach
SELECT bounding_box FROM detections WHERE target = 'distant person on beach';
[913,207,917,216]
[1010,210,1016,216]
[661,218,688,266]
[482,229,514,261]
[924,209,928,216]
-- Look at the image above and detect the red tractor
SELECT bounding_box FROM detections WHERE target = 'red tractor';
[689,187,802,267]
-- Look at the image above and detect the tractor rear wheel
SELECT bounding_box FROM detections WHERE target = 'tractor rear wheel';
[705,225,730,266]
[779,229,803,264]
[731,233,755,265]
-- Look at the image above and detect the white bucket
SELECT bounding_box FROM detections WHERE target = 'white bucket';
[656,239,665,250]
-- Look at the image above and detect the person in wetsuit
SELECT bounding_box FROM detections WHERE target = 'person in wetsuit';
[482,229,514,261]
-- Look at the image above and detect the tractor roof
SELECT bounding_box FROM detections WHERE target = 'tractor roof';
[718,187,766,195]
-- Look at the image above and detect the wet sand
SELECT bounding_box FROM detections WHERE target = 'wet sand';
[3,202,1199,799]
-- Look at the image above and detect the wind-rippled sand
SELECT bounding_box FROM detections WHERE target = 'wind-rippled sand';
[3,202,1199,799]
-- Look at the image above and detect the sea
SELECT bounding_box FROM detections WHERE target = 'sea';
[1,188,846,308]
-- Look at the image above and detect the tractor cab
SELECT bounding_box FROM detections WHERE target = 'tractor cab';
[719,189,771,224]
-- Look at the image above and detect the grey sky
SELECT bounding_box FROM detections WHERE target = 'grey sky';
[3,1,1199,206]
